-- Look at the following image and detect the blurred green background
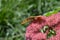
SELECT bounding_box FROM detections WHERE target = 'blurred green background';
[0,0,60,40]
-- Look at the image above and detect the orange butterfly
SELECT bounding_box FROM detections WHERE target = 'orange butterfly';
[21,15,43,24]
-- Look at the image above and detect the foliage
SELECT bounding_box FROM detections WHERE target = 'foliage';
[0,0,60,40]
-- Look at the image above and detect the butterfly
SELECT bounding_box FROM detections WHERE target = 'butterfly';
[21,15,45,24]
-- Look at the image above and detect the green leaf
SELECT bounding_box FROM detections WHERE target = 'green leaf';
[47,30,56,38]
[43,10,58,17]
[40,26,48,33]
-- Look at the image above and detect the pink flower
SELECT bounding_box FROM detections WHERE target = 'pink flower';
[25,16,47,40]
[46,12,60,27]
[25,12,60,40]
[26,16,47,33]
[48,29,60,40]
[32,33,47,40]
